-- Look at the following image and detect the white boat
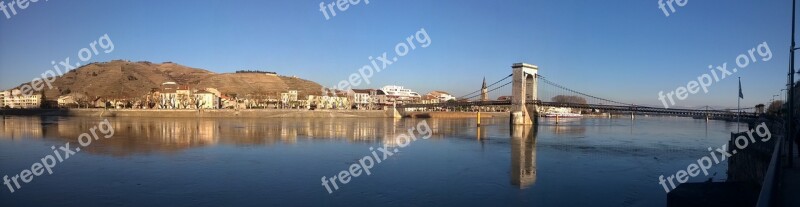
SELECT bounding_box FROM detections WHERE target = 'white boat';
[544,112,583,118]
[380,85,421,100]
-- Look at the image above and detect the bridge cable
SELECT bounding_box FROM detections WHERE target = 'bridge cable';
[456,74,513,99]
[463,80,513,100]
[536,75,635,106]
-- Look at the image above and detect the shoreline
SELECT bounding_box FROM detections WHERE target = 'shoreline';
[0,109,754,121]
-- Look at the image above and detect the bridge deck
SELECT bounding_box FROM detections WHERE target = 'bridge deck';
[398,100,757,118]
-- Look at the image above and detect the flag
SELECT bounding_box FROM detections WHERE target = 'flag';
[738,78,744,99]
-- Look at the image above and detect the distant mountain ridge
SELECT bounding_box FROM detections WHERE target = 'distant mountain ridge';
[11,60,323,100]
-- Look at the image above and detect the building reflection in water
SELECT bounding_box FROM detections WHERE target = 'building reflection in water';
[0,116,412,156]
[510,124,537,189]
[3,116,540,189]
[0,116,49,139]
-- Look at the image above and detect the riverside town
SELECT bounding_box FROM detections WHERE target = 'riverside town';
[2,1,800,207]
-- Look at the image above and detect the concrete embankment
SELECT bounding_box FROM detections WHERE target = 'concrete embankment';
[402,111,509,118]
[0,109,401,118]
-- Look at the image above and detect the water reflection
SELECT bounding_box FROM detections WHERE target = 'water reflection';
[543,118,587,135]
[0,116,410,156]
[476,125,487,140]
[0,116,46,139]
[0,116,738,206]
[510,124,537,189]
[2,116,542,189]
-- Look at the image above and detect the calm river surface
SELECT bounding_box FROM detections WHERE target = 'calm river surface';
[0,116,745,206]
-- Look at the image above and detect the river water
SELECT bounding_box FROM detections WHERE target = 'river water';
[0,116,745,206]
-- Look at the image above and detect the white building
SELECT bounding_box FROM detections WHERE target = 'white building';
[2,89,41,109]
[0,91,6,108]
[160,82,178,109]
[350,89,372,109]
[315,94,349,109]
[57,95,78,107]
[427,91,456,102]
[280,90,298,107]
[193,90,220,109]
[276,90,300,109]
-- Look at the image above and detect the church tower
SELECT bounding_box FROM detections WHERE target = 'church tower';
[481,77,489,101]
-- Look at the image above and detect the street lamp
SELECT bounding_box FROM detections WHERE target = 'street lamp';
[782,89,788,102]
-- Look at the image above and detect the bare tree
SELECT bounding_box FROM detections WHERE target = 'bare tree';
[551,95,587,104]
[767,100,784,115]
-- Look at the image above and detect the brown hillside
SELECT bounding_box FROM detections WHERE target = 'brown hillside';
[12,60,323,100]
[195,73,289,97]
[279,76,325,97]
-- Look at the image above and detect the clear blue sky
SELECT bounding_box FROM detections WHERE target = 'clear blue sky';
[0,0,793,108]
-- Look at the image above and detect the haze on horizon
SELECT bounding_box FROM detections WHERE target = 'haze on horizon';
[0,0,792,108]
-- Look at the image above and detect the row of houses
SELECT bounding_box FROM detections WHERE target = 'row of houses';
[52,83,456,110]
[242,85,458,110]
[1,83,460,110]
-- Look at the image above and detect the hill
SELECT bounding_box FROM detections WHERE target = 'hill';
[13,60,323,100]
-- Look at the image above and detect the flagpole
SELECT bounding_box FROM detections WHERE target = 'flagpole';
[737,77,741,132]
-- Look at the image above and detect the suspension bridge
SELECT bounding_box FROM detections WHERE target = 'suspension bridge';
[396,63,759,125]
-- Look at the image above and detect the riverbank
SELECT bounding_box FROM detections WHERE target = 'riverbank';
[0,109,402,118]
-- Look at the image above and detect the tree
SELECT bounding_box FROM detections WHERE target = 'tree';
[40,91,48,109]
[755,103,766,114]
[75,95,89,108]
[551,95,587,104]
[767,100,784,115]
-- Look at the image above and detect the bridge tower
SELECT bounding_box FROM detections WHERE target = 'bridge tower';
[511,63,539,125]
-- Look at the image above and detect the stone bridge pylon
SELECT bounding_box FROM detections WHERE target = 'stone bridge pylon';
[511,63,538,125]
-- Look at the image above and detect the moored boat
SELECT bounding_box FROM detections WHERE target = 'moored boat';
[544,112,583,118]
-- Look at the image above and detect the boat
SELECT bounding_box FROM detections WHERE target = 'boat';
[380,85,421,100]
[544,112,583,118]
